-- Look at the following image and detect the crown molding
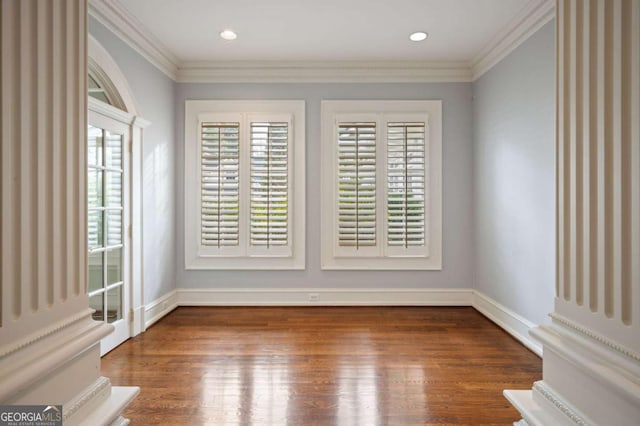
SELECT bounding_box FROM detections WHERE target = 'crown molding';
[88,0,179,80]
[89,0,554,84]
[176,61,473,83]
[471,0,555,81]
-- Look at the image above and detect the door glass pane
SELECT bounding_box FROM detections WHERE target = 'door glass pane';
[106,248,122,285]
[88,210,103,250]
[88,123,125,329]
[88,251,104,293]
[106,285,122,323]
[88,169,103,208]
[105,131,123,169]
[90,293,104,321]
[105,171,122,206]
[106,210,123,246]
[88,126,103,166]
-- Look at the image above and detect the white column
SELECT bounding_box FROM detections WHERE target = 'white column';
[0,1,138,424]
[505,1,640,425]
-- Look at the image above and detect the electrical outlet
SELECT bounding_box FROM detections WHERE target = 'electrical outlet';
[308,293,319,302]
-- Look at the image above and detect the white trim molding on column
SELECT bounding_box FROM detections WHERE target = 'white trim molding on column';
[506,0,640,424]
[1,2,140,422]
[505,313,640,425]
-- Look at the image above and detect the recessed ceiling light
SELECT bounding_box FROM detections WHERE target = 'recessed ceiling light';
[220,30,237,41]
[409,31,428,42]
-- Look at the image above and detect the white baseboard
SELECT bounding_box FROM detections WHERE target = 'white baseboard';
[144,290,178,329]
[472,291,542,357]
[142,287,541,358]
[176,287,474,306]
[132,305,145,337]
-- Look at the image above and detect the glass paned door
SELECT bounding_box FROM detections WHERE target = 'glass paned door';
[88,116,130,355]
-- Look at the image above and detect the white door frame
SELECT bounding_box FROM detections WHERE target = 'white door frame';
[88,108,131,355]
[88,36,150,351]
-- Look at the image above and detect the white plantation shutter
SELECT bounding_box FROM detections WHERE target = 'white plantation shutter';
[87,127,124,250]
[250,121,289,247]
[321,100,440,270]
[87,126,102,250]
[386,122,426,248]
[200,122,240,247]
[337,122,377,248]
[105,131,123,247]
[186,100,305,269]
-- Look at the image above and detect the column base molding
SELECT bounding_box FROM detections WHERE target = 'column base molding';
[505,381,590,426]
[505,318,640,425]
[65,377,139,426]
[0,310,138,424]
[0,310,113,403]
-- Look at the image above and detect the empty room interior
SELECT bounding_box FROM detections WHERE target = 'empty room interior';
[1,0,639,424]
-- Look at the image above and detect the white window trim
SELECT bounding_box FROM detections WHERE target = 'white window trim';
[185,100,305,270]
[321,100,442,270]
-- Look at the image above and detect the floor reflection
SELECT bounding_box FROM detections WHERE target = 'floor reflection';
[101,307,543,425]
[337,360,380,426]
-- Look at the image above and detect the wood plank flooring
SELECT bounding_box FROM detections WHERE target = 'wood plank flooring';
[101,307,540,425]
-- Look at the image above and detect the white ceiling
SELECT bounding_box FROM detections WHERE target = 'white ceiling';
[117,0,533,63]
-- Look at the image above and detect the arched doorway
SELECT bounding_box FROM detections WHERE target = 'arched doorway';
[88,35,148,355]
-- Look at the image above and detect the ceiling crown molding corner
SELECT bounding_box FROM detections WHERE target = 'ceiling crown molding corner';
[88,0,179,80]
[471,0,555,81]
[176,61,473,84]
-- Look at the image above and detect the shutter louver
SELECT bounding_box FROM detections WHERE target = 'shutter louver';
[387,122,426,247]
[338,123,376,247]
[250,122,289,247]
[201,123,240,247]
[105,131,123,247]
[88,126,102,250]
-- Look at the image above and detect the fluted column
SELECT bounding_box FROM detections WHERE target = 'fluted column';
[555,0,640,353]
[505,1,640,425]
[1,1,138,424]
[1,0,88,344]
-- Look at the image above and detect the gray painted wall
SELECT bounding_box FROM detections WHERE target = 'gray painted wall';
[89,17,176,304]
[87,14,556,328]
[472,21,556,325]
[175,83,474,289]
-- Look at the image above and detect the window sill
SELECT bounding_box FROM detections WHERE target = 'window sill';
[321,256,442,270]
[185,255,305,270]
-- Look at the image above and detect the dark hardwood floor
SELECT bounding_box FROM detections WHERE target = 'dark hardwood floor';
[101,307,540,425]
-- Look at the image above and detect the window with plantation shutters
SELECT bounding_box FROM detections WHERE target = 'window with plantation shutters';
[321,101,442,270]
[338,122,376,248]
[387,122,426,249]
[201,123,240,247]
[250,122,289,248]
[185,100,305,270]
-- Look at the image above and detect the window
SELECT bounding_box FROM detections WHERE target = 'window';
[321,100,442,270]
[185,100,305,269]
[88,72,114,105]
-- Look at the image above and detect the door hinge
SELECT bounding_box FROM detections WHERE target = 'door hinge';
[129,308,134,324]
[129,139,133,154]
[128,224,132,239]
